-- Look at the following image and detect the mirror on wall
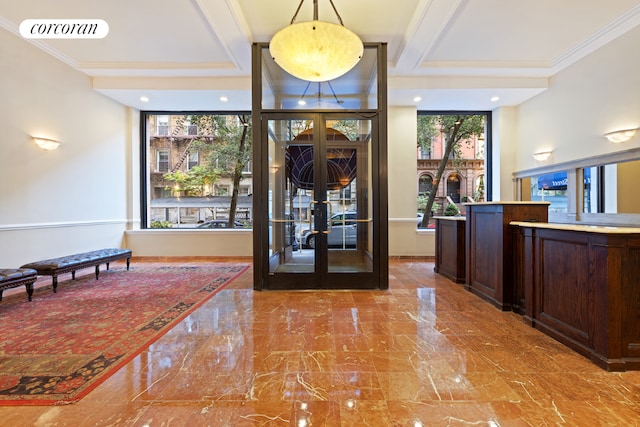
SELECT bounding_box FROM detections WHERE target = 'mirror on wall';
[583,159,640,214]
[514,147,640,225]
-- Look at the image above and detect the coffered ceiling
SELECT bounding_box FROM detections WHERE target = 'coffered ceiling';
[2,0,639,111]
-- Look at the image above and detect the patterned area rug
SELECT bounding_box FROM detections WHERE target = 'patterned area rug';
[0,263,248,405]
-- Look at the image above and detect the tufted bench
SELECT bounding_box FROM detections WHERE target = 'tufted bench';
[0,268,38,301]
[20,248,132,293]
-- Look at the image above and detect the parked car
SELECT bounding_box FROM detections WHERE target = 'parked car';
[196,219,246,229]
[299,211,358,249]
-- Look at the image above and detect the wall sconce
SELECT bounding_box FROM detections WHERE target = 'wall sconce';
[33,137,61,151]
[604,128,638,143]
[532,151,552,161]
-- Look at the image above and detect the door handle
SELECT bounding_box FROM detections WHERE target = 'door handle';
[309,201,319,234]
[323,201,332,234]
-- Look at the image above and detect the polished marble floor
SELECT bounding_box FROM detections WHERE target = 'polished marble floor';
[2,258,640,426]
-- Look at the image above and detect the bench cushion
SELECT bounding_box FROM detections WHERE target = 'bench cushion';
[21,248,132,274]
[0,268,38,301]
[0,268,37,283]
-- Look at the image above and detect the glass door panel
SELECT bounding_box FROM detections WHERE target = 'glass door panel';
[325,119,373,273]
[263,114,378,289]
[267,118,316,275]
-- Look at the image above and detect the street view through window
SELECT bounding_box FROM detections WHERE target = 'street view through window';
[416,113,487,228]
[144,113,252,229]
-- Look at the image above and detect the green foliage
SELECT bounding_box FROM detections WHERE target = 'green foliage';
[444,203,460,216]
[328,119,360,141]
[150,220,172,229]
[417,194,428,212]
[439,114,485,160]
[417,115,438,154]
[187,114,252,178]
[417,193,440,214]
[163,166,220,196]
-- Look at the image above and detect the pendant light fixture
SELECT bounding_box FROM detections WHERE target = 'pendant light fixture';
[269,0,363,82]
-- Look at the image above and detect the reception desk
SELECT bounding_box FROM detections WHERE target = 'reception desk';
[465,202,549,310]
[434,216,466,283]
[512,222,640,371]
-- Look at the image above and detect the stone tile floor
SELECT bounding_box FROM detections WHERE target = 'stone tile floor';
[1,259,639,426]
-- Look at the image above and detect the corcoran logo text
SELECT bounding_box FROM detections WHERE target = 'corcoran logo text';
[19,19,109,39]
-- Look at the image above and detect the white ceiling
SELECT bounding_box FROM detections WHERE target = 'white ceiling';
[2,0,640,111]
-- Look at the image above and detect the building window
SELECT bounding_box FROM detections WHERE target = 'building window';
[154,187,173,199]
[157,149,169,173]
[418,174,433,196]
[242,160,252,174]
[418,146,431,159]
[157,115,169,136]
[215,186,229,196]
[447,173,461,203]
[187,151,199,170]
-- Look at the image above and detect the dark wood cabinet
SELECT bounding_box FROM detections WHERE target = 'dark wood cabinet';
[465,202,549,310]
[514,222,640,371]
[434,216,466,283]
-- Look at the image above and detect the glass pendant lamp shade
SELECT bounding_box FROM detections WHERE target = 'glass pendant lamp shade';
[269,0,363,82]
[270,21,363,82]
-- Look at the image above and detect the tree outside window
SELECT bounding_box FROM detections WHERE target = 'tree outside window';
[417,113,487,228]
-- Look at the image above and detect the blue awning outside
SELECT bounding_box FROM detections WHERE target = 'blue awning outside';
[537,172,567,190]
[537,169,591,190]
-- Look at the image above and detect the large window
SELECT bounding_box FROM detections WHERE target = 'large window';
[142,112,252,229]
[417,112,490,228]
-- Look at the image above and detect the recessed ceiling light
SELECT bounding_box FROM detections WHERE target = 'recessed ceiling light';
[219,96,228,102]
[298,99,307,106]
[413,96,422,102]
[490,96,500,102]
[140,96,149,102]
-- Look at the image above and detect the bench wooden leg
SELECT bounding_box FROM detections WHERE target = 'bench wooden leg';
[52,276,58,293]
[106,262,110,270]
[26,283,34,301]
[126,258,130,270]
[95,265,100,280]
[72,271,76,280]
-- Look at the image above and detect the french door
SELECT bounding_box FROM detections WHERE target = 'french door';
[255,112,386,290]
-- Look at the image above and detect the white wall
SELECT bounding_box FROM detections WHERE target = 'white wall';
[0,29,129,266]
[515,26,640,172]
[492,106,518,201]
[124,230,252,257]
[387,106,435,256]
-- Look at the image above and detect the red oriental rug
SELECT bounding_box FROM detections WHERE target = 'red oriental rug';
[0,263,248,405]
